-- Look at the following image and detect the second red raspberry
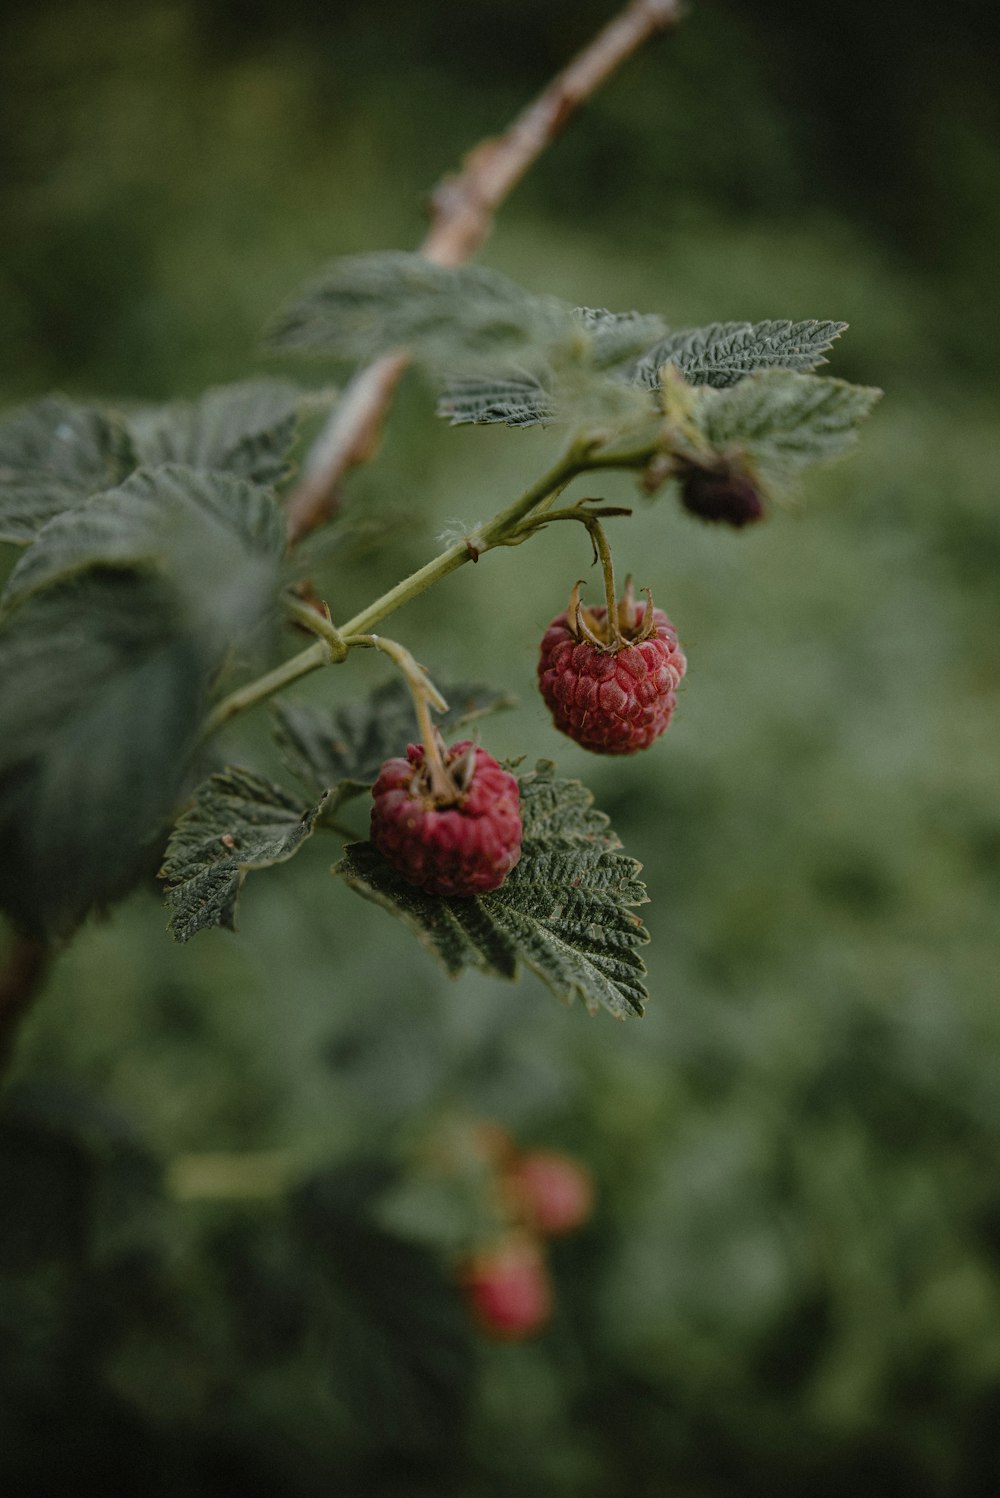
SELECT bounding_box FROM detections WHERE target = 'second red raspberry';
[538,596,686,755]
[371,740,522,897]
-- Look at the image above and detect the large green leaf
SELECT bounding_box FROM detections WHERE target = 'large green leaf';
[0,396,136,544]
[127,378,305,487]
[0,572,211,937]
[273,677,514,808]
[435,312,855,433]
[632,319,848,389]
[335,762,649,1019]
[268,251,575,372]
[692,369,883,482]
[160,767,328,942]
[1,464,286,647]
[437,375,552,428]
[436,306,667,427]
[573,306,669,369]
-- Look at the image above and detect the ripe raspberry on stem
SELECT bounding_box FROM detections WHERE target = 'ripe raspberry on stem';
[371,736,522,897]
[503,1150,595,1237]
[459,1234,554,1341]
[537,513,686,754]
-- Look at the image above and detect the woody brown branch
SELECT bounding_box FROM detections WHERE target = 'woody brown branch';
[285,0,683,545]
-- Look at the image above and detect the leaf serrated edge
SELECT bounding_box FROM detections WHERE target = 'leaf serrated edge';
[333,848,477,978]
[333,762,651,1017]
[161,773,328,942]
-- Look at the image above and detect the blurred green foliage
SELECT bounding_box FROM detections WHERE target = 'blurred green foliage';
[2,1,1000,1493]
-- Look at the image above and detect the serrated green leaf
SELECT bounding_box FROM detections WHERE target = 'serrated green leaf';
[268,251,575,373]
[632,319,849,389]
[437,375,552,428]
[272,677,514,807]
[0,572,211,938]
[127,378,305,487]
[692,369,883,482]
[436,307,667,427]
[435,314,852,433]
[1,464,286,647]
[573,306,669,369]
[334,762,649,1019]
[160,767,327,942]
[0,396,136,544]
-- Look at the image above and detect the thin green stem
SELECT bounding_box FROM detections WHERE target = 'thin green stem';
[523,473,577,519]
[580,435,662,472]
[200,430,657,743]
[506,502,632,545]
[587,517,621,640]
[202,638,329,740]
[343,634,447,713]
[284,596,348,659]
[346,632,452,796]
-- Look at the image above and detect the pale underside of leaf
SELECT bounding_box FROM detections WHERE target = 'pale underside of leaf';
[0,396,136,544]
[334,763,649,1019]
[573,307,670,370]
[435,315,853,429]
[436,376,552,428]
[0,571,210,938]
[693,369,883,482]
[1,465,287,650]
[268,252,576,374]
[161,767,328,942]
[127,378,305,488]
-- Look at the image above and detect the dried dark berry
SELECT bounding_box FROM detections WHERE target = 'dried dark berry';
[680,460,764,528]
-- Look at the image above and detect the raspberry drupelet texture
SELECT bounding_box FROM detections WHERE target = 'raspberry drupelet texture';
[370,739,522,897]
[538,588,686,755]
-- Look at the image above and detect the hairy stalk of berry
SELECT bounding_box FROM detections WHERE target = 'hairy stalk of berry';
[538,576,686,755]
[370,740,522,897]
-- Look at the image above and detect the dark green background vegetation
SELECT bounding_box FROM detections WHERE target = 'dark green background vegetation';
[2,2,999,1493]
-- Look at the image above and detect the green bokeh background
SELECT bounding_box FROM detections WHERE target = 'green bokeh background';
[2,2,1000,1492]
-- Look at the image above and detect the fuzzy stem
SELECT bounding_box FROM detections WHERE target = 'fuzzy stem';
[335,441,587,637]
[347,633,453,797]
[201,639,330,740]
[284,596,349,660]
[201,440,587,740]
[507,502,632,544]
[588,518,622,644]
[343,633,448,714]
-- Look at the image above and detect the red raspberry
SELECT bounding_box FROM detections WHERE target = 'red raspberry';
[503,1150,595,1238]
[370,739,521,897]
[537,584,686,755]
[459,1235,553,1341]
